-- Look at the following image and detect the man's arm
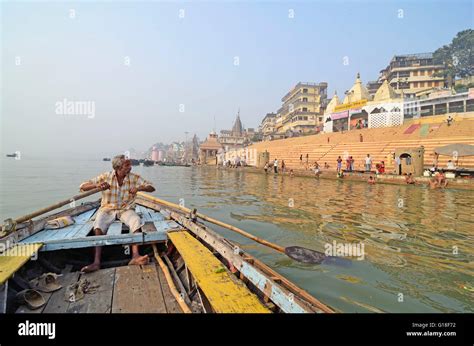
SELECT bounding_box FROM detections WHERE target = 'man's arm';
[80,181,110,192]
[129,184,155,196]
[130,175,155,196]
[79,173,110,192]
[139,184,155,193]
[79,181,97,192]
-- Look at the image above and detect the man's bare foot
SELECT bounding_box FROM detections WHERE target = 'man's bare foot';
[129,255,149,266]
[81,263,100,273]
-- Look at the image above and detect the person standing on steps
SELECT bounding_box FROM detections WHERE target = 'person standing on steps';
[337,156,342,173]
[365,154,372,172]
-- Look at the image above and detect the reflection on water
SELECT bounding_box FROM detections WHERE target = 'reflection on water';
[153,166,473,313]
[1,160,473,312]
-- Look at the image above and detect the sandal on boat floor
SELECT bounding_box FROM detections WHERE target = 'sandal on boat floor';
[16,289,46,310]
[29,273,63,293]
[64,278,100,303]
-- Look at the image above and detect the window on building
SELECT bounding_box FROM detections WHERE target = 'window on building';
[427,82,432,87]
[303,88,308,93]
[413,71,418,76]
[400,82,409,89]
[420,105,433,117]
[434,81,439,87]
[449,101,464,113]
[413,82,418,88]
[319,117,323,122]
[435,103,447,115]
[303,97,308,102]
[302,107,308,112]
[420,82,425,87]
[467,99,474,112]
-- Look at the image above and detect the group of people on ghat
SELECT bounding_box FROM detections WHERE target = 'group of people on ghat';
[261,150,453,190]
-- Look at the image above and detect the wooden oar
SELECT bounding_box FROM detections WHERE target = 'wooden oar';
[3,188,102,230]
[137,193,348,265]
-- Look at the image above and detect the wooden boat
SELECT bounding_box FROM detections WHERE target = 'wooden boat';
[0,192,334,314]
[157,162,191,167]
[6,153,17,158]
[102,158,111,161]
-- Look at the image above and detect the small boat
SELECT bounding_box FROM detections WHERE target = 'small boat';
[130,159,140,166]
[157,162,191,167]
[143,159,155,167]
[0,192,333,314]
[102,158,111,161]
[6,153,17,158]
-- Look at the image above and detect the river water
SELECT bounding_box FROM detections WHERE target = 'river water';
[1,157,473,312]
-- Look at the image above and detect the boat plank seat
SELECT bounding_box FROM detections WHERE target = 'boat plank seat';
[168,231,270,313]
[19,206,173,251]
[107,222,123,236]
[136,205,165,222]
[0,244,43,285]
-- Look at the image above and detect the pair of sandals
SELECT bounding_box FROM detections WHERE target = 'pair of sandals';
[16,273,62,310]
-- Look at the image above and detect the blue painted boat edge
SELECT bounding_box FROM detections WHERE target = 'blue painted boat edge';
[240,262,308,313]
[41,232,163,251]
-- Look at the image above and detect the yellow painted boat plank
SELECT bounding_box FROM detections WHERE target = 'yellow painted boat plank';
[0,243,43,285]
[168,231,270,313]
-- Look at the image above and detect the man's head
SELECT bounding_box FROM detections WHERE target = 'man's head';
[112,155,132,176]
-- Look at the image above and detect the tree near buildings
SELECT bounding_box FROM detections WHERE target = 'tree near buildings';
[433,29,474,88]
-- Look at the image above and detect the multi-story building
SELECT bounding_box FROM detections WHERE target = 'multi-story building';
[404,89,474,119]
[275,82,328,135]
[259,112,276,139]
[377,53,446,99]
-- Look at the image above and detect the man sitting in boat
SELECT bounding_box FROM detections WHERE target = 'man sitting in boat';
[79,154,155,272]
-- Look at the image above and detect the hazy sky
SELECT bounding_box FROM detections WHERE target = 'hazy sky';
[1,0,472,158]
